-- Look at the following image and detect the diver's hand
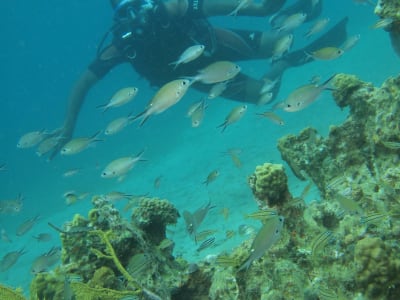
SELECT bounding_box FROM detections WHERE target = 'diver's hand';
[48,127,72,161]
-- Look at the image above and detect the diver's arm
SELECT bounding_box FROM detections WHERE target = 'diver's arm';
[48,70,99,160]
[62,70,99,137]
[201,0,286,17]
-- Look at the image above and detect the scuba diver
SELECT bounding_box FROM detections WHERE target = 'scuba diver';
[49,0,348,159]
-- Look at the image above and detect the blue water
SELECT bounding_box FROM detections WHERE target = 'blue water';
[0,0,398,295]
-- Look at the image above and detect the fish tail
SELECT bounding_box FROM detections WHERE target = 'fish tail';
[238,257,252,272]
[47,222,67,234]
[217,122,227,133]
[130,110,147,125]
[321,73,337,87]
[139,114,151,127]
[96,104,109,113]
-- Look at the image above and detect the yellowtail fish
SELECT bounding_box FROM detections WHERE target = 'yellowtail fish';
[132,79,191,126]
[169,44,205,70]
[183,201,215,235]
[306,47,344,60]
[154,175,162,189]
[381,140,400,150]
[309,75,321,85]
[104,191,133,202]
[62,168,81,178]
[341,34,360,51]
[31,247,61,274]
[203,170,220,185]
[196,236,216,252]
[17,129,48,148]
[225,230,235,239]
[191,98,207,128]
[32,233,52,242]
[272,34,293,61]
[220,207,230,220]
[101,149,145,180]
[63,191,90,206]
[257,92,274,106]
[60,131,102,155]
[238,224,255,236]
[335,194,362,214]
[276,74,336,112]
[217,105,247,132]
[222,148,242,168]
[0,248,26,272]
[304,17,330,39]
[190,61,241,84]
[260,77,278,94]
[104,113,135,135]
[311,231,333,258]
[16,214,41,236]
[1,228,12,243]
[186,99,204,117]
[239,215,284,270]
[0,163,6,171]
[216,254,240,267]
[371,18,393,30]
[97,87,139,113]
[195,229,218,243]
[228,0,252,17]
[0,194,23,214]
[36,136,59,157]
[208,81,230,99]
[360,212,390,225]
[353,0,376,6]
[257,111,285,125]
[276,13,307,32]
[127,253,151,277]
[123,194,149,212]
[245,209,278,221]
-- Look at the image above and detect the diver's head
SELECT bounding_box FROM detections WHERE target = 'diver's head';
[111,0,155,25]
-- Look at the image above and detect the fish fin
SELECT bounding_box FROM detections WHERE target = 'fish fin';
[238,257,252,272]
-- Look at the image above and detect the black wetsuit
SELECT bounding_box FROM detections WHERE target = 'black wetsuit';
[90,0,348,104]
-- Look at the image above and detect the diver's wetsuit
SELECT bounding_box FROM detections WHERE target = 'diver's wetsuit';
[90,0,348,104]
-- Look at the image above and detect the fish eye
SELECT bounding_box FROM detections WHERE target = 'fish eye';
[102,172,107,176]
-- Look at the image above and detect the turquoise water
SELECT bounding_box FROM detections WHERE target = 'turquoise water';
[0,0,398,295]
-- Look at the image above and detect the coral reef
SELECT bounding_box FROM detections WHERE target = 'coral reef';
[30,195,186,300]
[275,73,400,299]
[28,73,400,299]
[375,0,400,58]
[132,197,180,244]
[248,163,291,208]
[0,284,25,300]
[355,237,400,298]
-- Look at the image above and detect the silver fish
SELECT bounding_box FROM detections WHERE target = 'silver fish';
[169,44,205,70]
[239,215,284,270]
[132,79,191,126]
[0,248,26,272]
[183,202,215,236]
[101,149,146,180]
[31,246,61,274]
[97,87,139,113]
[277,74,336,112]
